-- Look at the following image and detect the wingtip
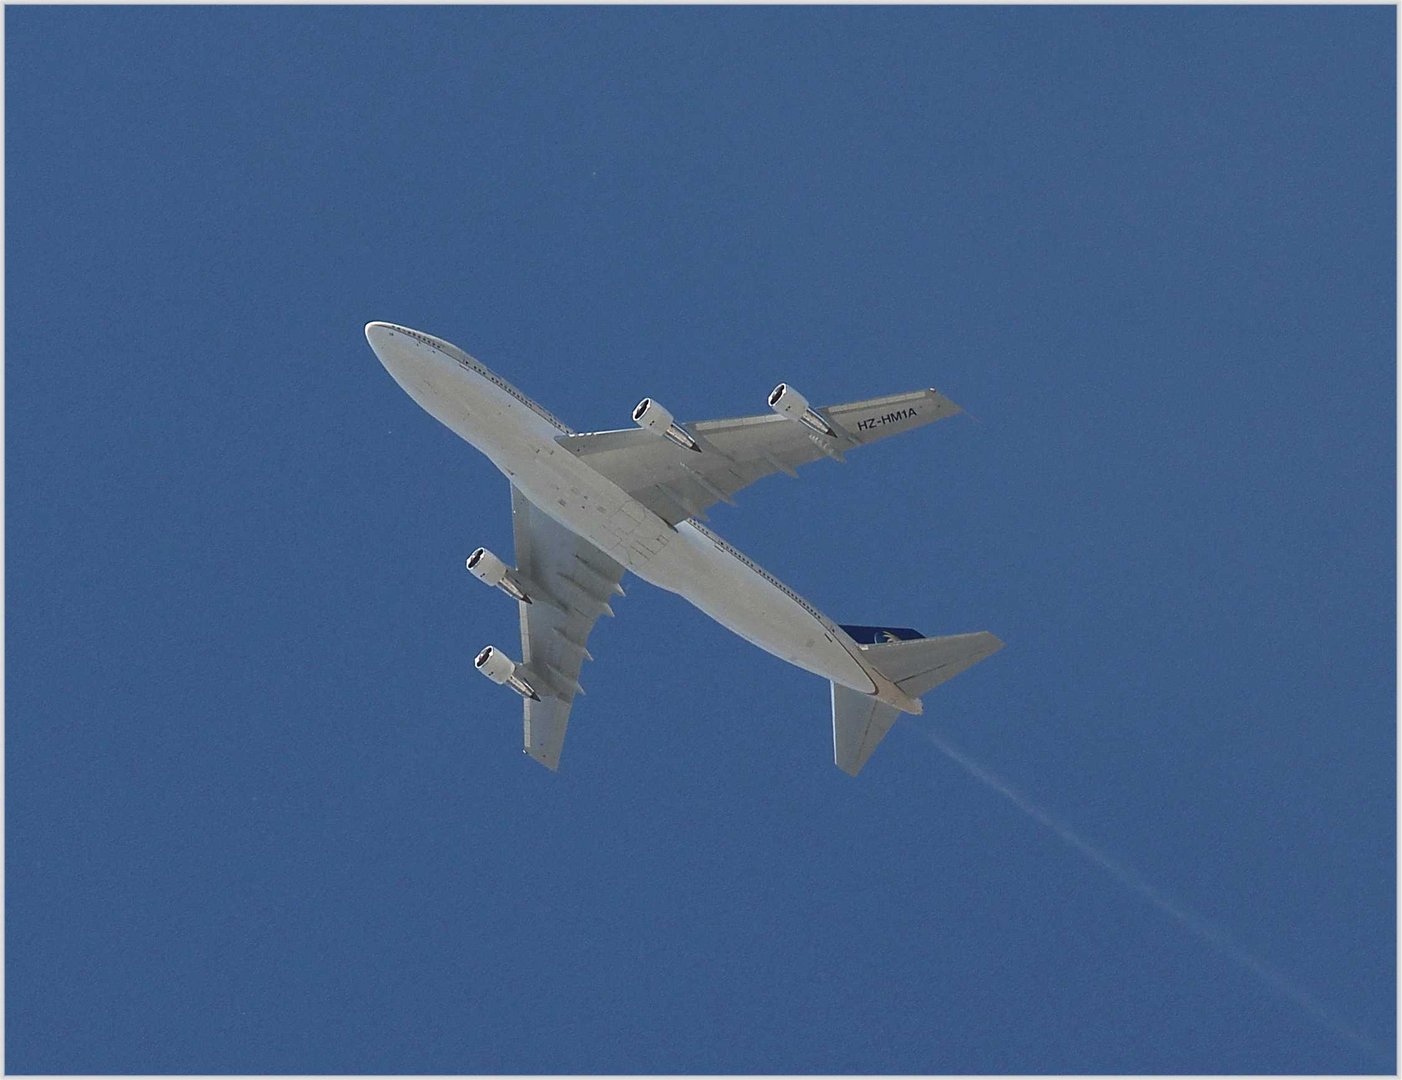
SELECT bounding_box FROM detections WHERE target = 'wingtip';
[524,746,562,771]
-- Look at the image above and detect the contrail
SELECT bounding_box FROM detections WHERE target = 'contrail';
[916,724,1387,1066]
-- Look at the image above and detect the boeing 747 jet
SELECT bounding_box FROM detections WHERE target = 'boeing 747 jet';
[366,322,1002,774]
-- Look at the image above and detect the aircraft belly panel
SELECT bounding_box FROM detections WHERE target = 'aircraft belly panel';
[506,449,677,573]
[514,449,871,690]
[633,526,877,693]
[381,343,876,694]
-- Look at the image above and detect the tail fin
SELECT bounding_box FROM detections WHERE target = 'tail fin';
[831,630,1004,775]
[831,685,902,777]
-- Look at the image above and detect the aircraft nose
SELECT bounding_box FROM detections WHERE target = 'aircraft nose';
[365,320,397,350]
[364,319,454,407]
[363,321,460,379]
[365,320,419,369]
[364,321,421,385]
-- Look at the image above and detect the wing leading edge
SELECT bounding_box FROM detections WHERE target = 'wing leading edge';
[509,486,625,769]
[557,387,961,525]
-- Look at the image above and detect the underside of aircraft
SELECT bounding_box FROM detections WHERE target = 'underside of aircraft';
[367,322,1002,774]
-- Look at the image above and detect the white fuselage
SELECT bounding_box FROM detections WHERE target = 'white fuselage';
[366,323,918,711]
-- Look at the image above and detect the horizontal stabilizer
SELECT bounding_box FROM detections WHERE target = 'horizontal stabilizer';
[831,630,1004,775]
[861,630,1004,699]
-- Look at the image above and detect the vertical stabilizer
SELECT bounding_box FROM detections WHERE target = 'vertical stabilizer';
[831,683,902,776]
[831,630,1004,775]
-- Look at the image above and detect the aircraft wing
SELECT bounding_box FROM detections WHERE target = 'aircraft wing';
[556,388,962,525]
[510,485,625,769]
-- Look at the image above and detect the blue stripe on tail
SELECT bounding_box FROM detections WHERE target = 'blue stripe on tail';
[839,624,925,645]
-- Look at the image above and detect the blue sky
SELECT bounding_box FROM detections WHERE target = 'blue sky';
[6,5,1394,1073]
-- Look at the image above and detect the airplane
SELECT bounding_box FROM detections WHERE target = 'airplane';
[365,322,1003,775]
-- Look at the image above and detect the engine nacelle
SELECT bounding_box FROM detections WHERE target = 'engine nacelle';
[467,547,531,603]
[473,644,513,684]
[768,383,836,437]
[632,397,700,452]
[473,646,539,700]
[632,396,674,432]
[767,382,810,418]
[467,546,508,587]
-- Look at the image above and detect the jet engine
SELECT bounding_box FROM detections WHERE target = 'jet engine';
[768,383,836,438]
[632,396,674,432]
[467,547,531,603]
[474,646,539,700]
[632,397,700,452]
